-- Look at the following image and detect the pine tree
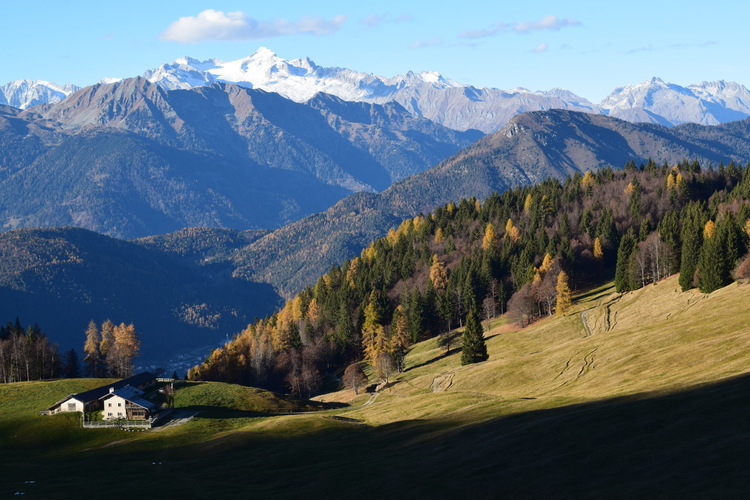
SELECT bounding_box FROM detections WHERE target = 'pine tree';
[461,308,488,365]
[555,271,572,315]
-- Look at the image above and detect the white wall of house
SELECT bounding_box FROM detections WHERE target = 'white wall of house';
[102,395,128,420]
[60,398,85,413]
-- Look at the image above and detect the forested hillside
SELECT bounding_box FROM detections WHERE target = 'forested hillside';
[0,227,280,365]
[234,110,750,296]
[190,160,750,394]
[0,79,479,238]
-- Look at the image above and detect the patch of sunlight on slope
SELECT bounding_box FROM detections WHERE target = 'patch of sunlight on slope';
[344,276,750,428]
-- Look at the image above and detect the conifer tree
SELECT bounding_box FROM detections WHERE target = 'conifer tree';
[615,229,637,292]
[460,308,488,365]
[697,224,726,293]
[555,271,572,315]
[679,209,704,291]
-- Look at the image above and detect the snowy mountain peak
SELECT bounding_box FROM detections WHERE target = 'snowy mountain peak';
[0,79,79,109]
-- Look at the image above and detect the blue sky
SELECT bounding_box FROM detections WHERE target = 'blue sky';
[2,1,747,102]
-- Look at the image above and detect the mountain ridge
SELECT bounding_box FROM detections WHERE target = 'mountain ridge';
[6,47,749,133]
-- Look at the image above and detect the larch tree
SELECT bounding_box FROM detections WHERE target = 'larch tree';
[482,223,497,251]
[99,320,115,375]
[460,308,489,365]
[593,237,604,261]
[83,320,102,377]
[555,271,572,316]
[108,323,141,378]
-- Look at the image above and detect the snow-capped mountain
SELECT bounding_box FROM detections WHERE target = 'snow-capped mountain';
[601,77,750,126]
[140,47,598,133]
[0,80,79,109]
[5,48,750,132]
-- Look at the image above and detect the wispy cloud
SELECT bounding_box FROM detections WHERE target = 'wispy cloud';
[460,22,507,39]
[460,15,581,39]
[409,37,442,49]
[531,43,549,53]
[160,9,346,43]
[361,13,413,28]
[514,15,581,33]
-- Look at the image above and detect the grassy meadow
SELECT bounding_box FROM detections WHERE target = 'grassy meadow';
[3,276,750,498]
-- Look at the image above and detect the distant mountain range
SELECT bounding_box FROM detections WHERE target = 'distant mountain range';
[4,48,750,132]
[0,77,478,238]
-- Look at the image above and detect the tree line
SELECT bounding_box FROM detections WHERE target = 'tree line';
[0,319,64,383]
[188,159,750,396]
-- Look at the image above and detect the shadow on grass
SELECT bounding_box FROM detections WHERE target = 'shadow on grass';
[405,349,454,372]
[8,373,750,498]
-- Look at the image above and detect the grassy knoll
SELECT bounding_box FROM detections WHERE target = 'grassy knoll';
[3,276,750,498]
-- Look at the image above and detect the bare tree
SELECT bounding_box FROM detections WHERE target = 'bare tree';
[343,362,368,395]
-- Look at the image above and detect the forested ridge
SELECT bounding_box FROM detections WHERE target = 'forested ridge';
[189,159,750,394]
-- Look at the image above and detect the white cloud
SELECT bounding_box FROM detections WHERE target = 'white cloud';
[460,15,581,39]
[160,9,346,43]
[409,37,442,49]
[514,15,581,33]
[531,43,549,53]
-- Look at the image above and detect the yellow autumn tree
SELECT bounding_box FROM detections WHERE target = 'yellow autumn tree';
[704,220,716,239]
[555,271,572,316]
[744,218,750,238]
[306,298,321,326]
[504,218,520,243]
[666,173,676,190]
[482,223,497,250]
[539,253,554,274]
[523,193,533,213]
[593,237,604,260]
[581,170,595,189]
[108,322,141,378]
[429,254,448,293]
[434,227,445,244]
[291,295,305,322]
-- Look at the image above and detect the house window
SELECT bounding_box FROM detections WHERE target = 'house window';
[108,402,112,407]
[118,402,122,407]
[117,412,123,416]
[67,403,76,411]
[107,412,112,416]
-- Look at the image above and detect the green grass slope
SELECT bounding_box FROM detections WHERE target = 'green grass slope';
[3,276,750,498]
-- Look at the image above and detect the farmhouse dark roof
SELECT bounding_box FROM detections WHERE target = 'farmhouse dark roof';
[67,372,156,404]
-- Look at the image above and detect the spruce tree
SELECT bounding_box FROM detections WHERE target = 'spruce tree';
[679,211,704,291]
[615,229,637,292]
[461,308,488,365]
